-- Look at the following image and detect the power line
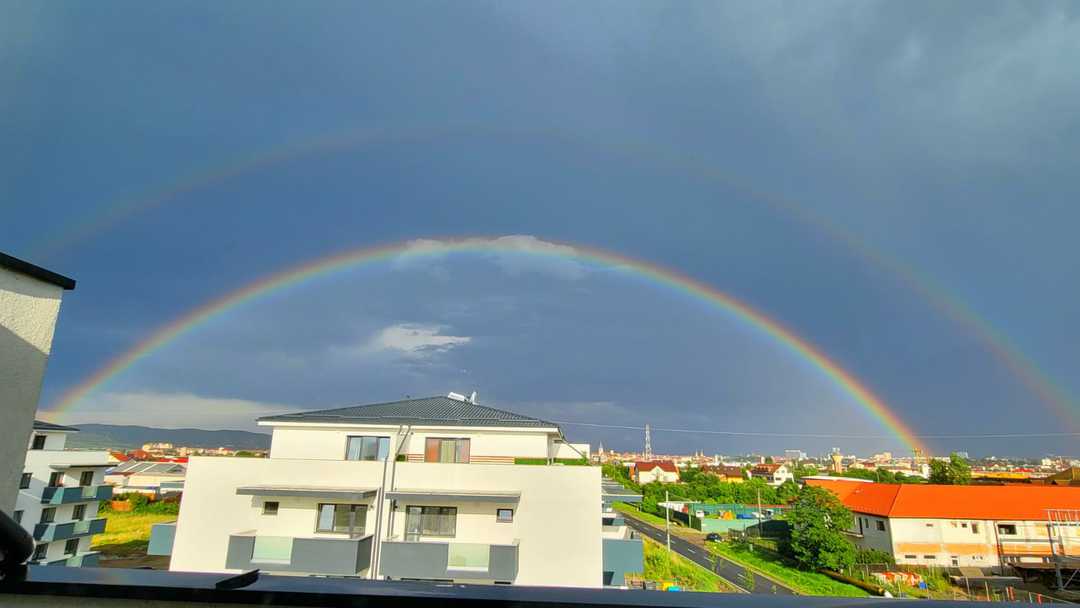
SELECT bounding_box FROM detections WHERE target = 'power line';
[551,420,1080,440]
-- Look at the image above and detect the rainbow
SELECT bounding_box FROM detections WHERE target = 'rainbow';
[30,125,1077,430]
[42,236,927,452]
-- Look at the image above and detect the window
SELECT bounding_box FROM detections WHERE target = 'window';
[345,436,390,461]
[40,507,55,524]
[79,471,94,486]
[972,523,980,534]
[404,506,457,537]
[263,501,279,515]
[19,473,31,489]
[424,438,470,463]
[923,554,935,560]
[13,510,23,524]
[315,504,367,536]
[496,508,513,523]
[31,435,46,450]
[960,522,968,528]
[73,504,86,521]
[32,544,47,561]
[998,524,1017,535]
[875,520,886,531]
[924,522,934,528]
[48,472,64,487]
[65,538,80,556]
[904,554,917,559]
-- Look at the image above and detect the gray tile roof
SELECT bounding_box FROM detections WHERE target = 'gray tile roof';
[33,420,79,432]
[258,396,558,429]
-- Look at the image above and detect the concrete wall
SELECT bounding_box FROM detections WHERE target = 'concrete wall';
[171,456,602,588]
[0,267,65,514]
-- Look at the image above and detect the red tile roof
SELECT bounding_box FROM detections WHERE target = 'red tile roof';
[806,478,1080,520]
[634,461,678,473]
[752,463,782,473]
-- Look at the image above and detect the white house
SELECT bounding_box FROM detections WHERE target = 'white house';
[750,463,793,486]
[16,421,112,566]
[105,460,187,497]
[631,461,679,485]
[0,252,75,513]
[165,394,608,587]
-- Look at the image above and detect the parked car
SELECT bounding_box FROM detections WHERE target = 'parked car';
[705,532,722,542]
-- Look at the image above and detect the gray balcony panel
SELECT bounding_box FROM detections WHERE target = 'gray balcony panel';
[33,517,107,542]
[148,522,177,556]
[379,540,518,582]
[602,537,644,587]
[225,534,372,576]
[41,485,113,505]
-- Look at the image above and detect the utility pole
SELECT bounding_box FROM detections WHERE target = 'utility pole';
[756,486,763,540]
[665,489,671,555]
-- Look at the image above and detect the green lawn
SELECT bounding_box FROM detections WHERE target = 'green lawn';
[707,541,869,597]
[613,502,701,533]
[642,537,739,593]
[93,511,176,557]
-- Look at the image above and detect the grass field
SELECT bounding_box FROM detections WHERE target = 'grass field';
[642,537,739,593]
[93,511,175,559]
[612,502,702,535]
[707,541,868,597]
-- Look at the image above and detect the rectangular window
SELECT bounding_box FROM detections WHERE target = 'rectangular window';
[19,473,31,489]
[40,508,56,524]
[961,522,968,528]
[13,510,23,525]
[251,536,293,563]
[925,522,934,528]
[32,544,47,561]
[64,538,80,556]
[998,524,1017,535]
[972,523,980,534]
[904,554,917,559]
[73,504,86,521]
[876,520,886,531]
[48,472,64,488]
[496,508,513,523]
[424,438,470,463]
[79,471,94,486]
[315,504,367,536]
[31,435,46,450]
[263,501,279,515]
[345,436,390,461]
[405,506,457,537]
[923,554,935,560]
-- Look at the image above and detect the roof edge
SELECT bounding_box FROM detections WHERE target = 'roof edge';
[0,252,76,290]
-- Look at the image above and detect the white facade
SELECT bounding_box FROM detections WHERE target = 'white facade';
[633,464,679,484]
[170,404,605,587]
[0,262,71,513]
[16,425,111,566]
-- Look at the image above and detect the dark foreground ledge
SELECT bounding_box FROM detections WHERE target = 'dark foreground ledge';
[0,566,967,608]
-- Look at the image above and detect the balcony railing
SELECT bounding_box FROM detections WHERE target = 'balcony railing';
[33,518,107,542]
[40,485,113,505]
[36,552,101,568]
[225,532,372,575]
[379,539,518,582]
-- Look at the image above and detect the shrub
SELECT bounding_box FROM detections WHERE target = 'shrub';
[855,548,895,566]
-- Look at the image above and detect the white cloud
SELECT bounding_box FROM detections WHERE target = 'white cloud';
[394,235,588,280]
[66,391,291,431]
[329,323,472,361]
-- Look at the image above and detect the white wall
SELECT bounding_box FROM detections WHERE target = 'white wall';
[171,457,602,588]
[0,267,65,513]
[17,447,109,559]
[267,425,555,461]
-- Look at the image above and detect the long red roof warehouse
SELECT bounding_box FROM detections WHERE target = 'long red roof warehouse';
[806,478,1080,520]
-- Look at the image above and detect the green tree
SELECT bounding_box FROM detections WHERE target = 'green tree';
[792,463,819,480]
[764,456,774,464]
[928,453,971,485]
[776,479,800,503]
[788,486,856,572]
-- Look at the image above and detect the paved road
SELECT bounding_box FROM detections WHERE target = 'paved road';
[623,516,795,595]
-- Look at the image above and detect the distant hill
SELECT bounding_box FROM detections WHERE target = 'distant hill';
[65,424,270,450]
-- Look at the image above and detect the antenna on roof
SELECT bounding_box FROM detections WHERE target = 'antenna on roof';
[469,391,478,404]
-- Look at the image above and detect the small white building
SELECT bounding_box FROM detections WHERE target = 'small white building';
[631,461,679,485]
[164,394,607,587]
[105,460,187,497]
[0,252,75,514]
[750,463,794,486]
[16,421,112,566]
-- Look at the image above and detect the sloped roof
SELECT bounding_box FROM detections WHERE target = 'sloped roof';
[0,252,76,290]
[33,420,79,432]
[258,396,558,429]
[634,461,678,473]
[807,478,1080,520]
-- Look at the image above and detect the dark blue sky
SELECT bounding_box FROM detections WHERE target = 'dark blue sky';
[4,1,1078,457]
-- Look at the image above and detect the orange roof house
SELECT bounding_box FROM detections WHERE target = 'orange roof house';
[806,478,1080,520]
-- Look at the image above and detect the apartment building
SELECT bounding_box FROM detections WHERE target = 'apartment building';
[600,479,644,587]
[807,479,1080,573]
[16,421,112,566]
[166,394,606,587]
[0,252,75,513]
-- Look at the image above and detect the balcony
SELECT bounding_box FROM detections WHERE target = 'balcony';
[33,518,107,542]
[40,485,113,505]
[379,539,519,582]
[36,552,101,568]
[225,532,372,576]
[602,537,643,587]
